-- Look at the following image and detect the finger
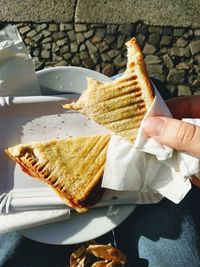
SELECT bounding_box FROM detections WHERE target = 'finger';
[191,175,200,188]
[143,116,200,158]
[166,96,200,119]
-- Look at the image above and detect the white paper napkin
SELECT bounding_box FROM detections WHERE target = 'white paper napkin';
[0,25,40,96]
[102,87,199,204]
[0,25,71,233]
[0,209,70,234]
[0,187,148,214]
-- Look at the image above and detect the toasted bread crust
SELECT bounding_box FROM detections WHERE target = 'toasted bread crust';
[64,37,154,143]
[125,37,154,106]
[5,135,110,213]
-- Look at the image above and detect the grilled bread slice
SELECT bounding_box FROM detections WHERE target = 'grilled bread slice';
[64,37,154,143]
[5,134,110,212]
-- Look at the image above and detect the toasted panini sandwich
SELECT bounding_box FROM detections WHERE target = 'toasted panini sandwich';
[5,134,110,212]
[64,37,154,143]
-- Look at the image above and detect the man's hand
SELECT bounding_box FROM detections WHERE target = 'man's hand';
[143,96,200,187]
[143,96,200,158]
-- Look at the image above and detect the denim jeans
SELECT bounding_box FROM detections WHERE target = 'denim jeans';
[0,185,200,267]
[114,185,200,267]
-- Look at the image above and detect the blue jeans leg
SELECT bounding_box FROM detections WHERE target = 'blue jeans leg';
[1,186,200,266]
[114,185,200,267]
[0,231,75,267]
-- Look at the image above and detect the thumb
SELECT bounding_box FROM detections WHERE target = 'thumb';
[143,117,200,158]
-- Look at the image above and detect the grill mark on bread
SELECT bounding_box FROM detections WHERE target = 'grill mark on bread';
[118,128,139,135]
[92,99,146,121]
[82,87,143,115]
[75,136,109,181]
[74,138,109,199]
[80,137,109,175]
[115,75,138,85]
[93,83,141,102]
[105,115,144,131]
[94,88,141,108]
[94,105,146,127]
[116,74,138,83]
[96,74,138,92]
[46,135,109,207]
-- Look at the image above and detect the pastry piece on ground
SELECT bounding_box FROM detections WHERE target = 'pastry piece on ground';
[64,37,154,143]
[70,241,128,267]
[5,134,110,213]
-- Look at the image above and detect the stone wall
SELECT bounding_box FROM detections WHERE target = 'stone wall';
[1,21,200,96]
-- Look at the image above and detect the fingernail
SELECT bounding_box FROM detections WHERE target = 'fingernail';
[143,117,164,137]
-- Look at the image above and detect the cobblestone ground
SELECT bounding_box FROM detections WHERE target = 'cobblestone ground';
[1,22,200,96]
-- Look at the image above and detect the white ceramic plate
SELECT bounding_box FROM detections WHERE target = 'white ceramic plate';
[20,66,136,245]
